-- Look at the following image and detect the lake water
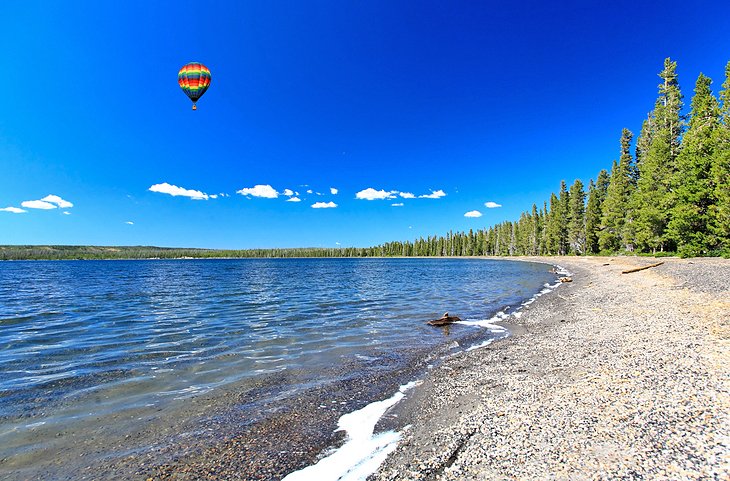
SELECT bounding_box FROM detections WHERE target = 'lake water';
[0,258,556,479]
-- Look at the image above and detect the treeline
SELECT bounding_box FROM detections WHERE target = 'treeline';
[0,245,397,260]
[376,58,730,258]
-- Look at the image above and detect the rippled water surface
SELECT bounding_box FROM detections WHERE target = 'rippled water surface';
[0,258,554,476]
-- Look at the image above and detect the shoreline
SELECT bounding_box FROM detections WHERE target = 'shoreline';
[372,256,729,479]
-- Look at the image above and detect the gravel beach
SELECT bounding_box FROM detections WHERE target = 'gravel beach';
[373,256,729,480]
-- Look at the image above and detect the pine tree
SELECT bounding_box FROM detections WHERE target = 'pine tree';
[599,129,634,252]
[585,169,609,254]
[713,61,730,255]
[545,193,560,255]
[567,179,586,254]
[632,58,684,253]
[668,73,721,256]
[557,181,571,254]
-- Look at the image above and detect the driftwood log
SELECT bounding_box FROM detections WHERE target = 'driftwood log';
[559,277,573,283]
[621,261,665,274]
[427,312,462,326]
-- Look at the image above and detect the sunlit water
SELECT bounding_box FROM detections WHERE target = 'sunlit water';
[0,258,554,476]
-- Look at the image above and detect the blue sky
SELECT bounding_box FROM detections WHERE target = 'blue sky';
[1,1,729,249]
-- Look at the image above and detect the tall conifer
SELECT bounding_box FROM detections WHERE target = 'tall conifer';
[567,179,586,254]
[713,61,730,255]
[668,73,721,256]
[585,169,609,254]
[632,58,684,253]
[600,129,634,252]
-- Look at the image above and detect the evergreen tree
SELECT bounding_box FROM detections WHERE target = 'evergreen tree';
[713,61,730,255]
[600,129,634,252]
[557,181,571,254]
[567,179,586,254]
[632,58,684,253]
[585,169,609,254]
[668,73,721,256]
[545,193,560,254]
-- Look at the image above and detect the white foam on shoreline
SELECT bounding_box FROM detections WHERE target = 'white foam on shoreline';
[282,381,421,481]
[458,263,571,351]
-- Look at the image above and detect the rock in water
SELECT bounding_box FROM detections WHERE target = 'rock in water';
[427,312,462,326]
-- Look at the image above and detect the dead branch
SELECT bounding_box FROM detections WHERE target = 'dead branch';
[621,261,665,274]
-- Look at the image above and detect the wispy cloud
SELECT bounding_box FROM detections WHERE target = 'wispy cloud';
[0,206,26,214]
[306,189,313,194]
[399,192,415,199]
[125,221,134,225]
[464,210,483,218]
[356,188,398,201]
[287,196,302,202]
[19,194,74,210]
[484,201,502,208]
[41,195,73,208]
[236,184,279,198]
[330,187,338,195]
[149,182,209,200]
[419,190,446,199]
[391,202,404,207]
[62,211,71,215]
[312,201,337,209]
[21,200,57,209]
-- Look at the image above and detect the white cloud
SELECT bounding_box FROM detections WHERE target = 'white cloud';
[419,190,446,199]
[41,195,73,208]
[236,184,279,198]
[464,210,483,218]
[21,200,57,209]
[312,201,337,209]
[210,194,218,199]
[125,221,134,225]
[399,192,415,199]
[335,242,341,246]
[283,189,294,197]
[391,203,404,207]
[356,188,398,201]
[306,189,313,194]
[330,187,338,195]
[0,206,26,213]
[484,201,502,208]
[62,211,71,215]
[287,196,302,202]
[149,182,209,200]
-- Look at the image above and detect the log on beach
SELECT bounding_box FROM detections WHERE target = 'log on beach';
[621,261,665,274]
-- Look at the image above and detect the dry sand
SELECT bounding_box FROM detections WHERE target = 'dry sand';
[373,256,729,480]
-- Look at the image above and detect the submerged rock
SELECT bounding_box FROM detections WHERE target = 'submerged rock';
[427,312,462,326]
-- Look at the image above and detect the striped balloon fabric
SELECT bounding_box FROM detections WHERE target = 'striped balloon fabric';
[178,62,211,110]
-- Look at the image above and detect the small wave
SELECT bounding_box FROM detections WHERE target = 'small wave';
[282,381,420,481]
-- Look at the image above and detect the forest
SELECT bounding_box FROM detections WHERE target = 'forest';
[2,58,728,261]
[376,57,730,259]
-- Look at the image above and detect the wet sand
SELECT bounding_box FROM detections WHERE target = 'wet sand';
[374,256,729,480]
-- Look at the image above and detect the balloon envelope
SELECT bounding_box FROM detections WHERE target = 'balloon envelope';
[178,62,211,109]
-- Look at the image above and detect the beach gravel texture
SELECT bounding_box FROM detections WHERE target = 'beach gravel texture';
[373,257,729,480]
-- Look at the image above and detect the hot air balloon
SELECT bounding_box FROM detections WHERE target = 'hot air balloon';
[178,62,211,110]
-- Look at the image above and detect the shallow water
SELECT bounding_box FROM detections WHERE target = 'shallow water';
[0,258,554,477]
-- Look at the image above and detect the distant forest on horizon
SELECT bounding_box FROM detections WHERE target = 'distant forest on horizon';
[2,58,729,261]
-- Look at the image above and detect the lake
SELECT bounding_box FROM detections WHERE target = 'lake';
[0,258,556,479]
